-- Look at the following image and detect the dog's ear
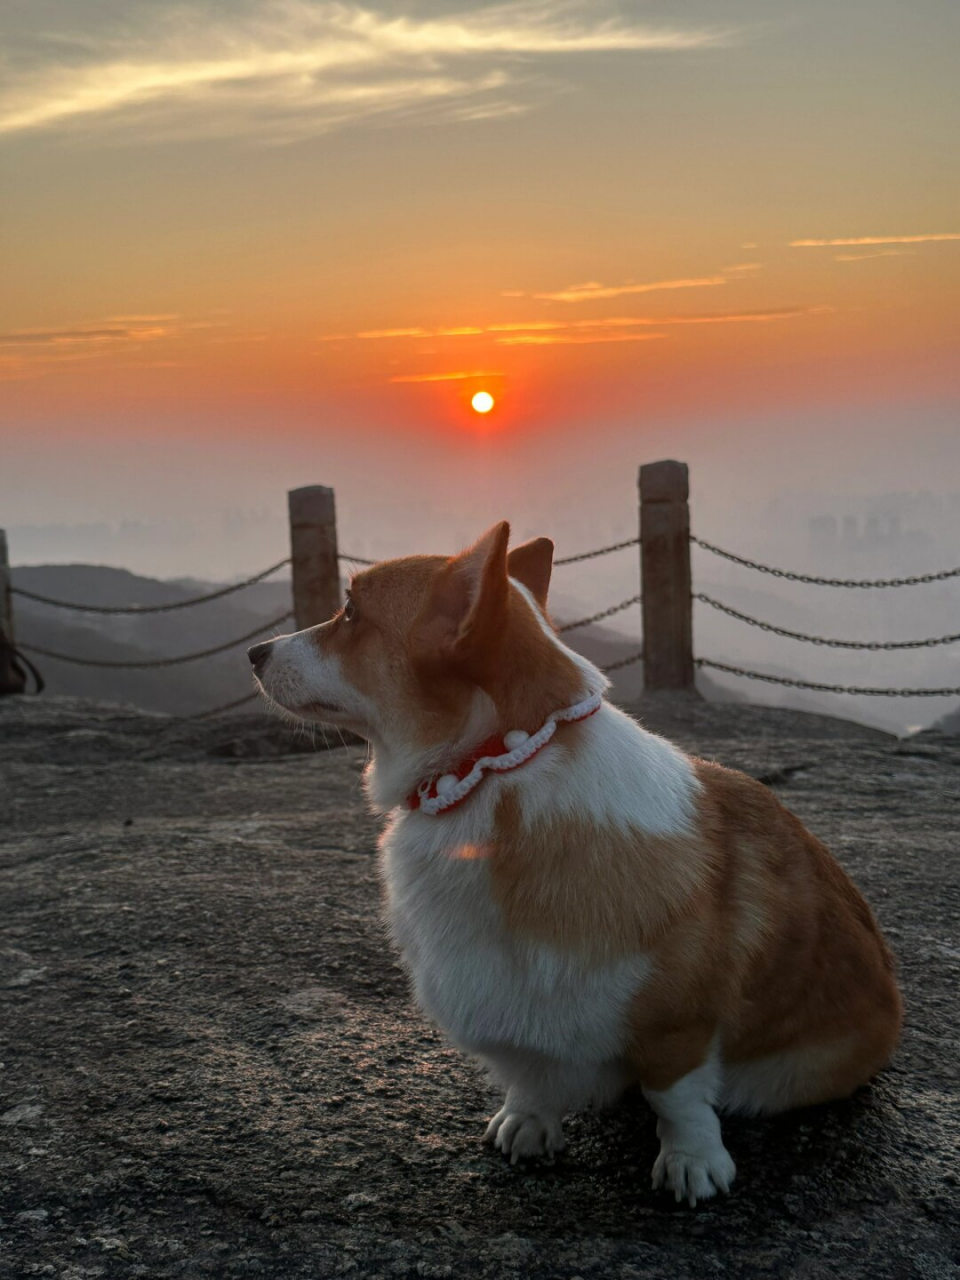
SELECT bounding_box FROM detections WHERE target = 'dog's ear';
[415,522,510,663]
[507,537,554,609]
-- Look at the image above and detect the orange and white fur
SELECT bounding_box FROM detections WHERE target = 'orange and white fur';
[249,523,902,1206]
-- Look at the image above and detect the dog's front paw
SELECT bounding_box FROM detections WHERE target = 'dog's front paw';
[484,1107,565,1164]
[651,1143,736,1207]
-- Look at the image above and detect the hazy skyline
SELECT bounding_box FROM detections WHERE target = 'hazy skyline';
[2,0,959,579]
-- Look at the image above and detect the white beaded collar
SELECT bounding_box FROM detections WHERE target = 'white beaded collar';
[406,691,603,817]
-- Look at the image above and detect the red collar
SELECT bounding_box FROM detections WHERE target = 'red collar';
[406,691,603,816]
[407,731,535,814]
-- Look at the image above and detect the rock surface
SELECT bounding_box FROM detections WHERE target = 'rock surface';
[1,694,957,1279]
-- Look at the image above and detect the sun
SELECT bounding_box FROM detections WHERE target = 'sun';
[471,391,495,414]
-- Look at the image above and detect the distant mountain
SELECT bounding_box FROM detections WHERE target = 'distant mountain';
[10,564,293,717]
[12,563,291,619]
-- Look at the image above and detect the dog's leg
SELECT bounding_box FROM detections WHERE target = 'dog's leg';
[480,1048,628,1164]
[642,1055,736,1206]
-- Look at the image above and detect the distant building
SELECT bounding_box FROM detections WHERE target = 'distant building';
[808,504,934,563]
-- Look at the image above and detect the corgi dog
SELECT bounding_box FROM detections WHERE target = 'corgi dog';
[248,522,902,1206]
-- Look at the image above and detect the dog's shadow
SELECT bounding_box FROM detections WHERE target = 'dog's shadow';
[458,1076,906,1241]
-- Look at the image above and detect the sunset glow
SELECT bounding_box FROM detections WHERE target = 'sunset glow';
[1,0,957,582]
[471,391,495,415]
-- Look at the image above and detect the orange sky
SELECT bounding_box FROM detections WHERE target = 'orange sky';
[1,0,959,567]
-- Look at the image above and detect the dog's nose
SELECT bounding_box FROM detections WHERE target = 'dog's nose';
[247,640,273,674]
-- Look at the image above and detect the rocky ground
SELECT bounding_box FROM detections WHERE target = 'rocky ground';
[0,694,957,1280]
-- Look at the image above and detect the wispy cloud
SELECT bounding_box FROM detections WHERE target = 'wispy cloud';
[0,2,730,143]
[630,305,829,327]
[357,324,484,339]
[341,305,826,345]
[0,323,174,347]
[525,276,727,303]
[494,331,666,346]
[790,233,960,247]
[106,313,180,323]
[0,312,231,379]
[0,339,170,381]
[390,369,502,383]
[487,321,566,332]
[0,348,113,382]
[358,327,431,339]
[493,307,826,343]
[833,250,914,262]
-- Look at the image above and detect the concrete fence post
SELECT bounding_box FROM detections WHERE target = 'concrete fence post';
[288,486,342,631]
[639,460,695,691]
[0,528,24,695]
[0,531,12,641]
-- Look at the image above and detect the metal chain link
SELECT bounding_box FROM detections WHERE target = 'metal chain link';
[695,593,960,650]
[691,536,960,588]
[601,649,644,673]
[12,557,293,614]
[340,540,639,570]
[19,611,294,669]
[555,536,639,566]
[557,594,641,634]
[9,536,636,617]
[696,658,960,697]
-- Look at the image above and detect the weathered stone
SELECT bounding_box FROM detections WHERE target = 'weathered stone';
[1,694,957,1279]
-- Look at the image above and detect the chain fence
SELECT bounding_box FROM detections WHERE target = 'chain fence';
[8,530,645,715]
[600,649,644,674]
[554,535,639,566]
[19,612,294,669]
[696,658,960,698]
[342,537,639,569]
[10,551,376,614]
[557,594,641,634]
[9,521,960,715]
[695,593,960,650]
[691,535,960,588]
[693,535,960,700]
[11,557,293,614]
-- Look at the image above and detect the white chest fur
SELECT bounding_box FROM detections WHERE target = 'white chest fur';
[378,700,698,1068]
[379,770,650,1065]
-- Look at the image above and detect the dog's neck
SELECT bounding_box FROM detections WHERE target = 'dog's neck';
[363,688,500,815]
[363,624,610,816]
[364,687,609,816]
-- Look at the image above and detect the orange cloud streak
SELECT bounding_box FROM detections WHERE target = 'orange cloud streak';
[390,369,502,383]
[487,321,566,332]
[530,275,727,302]
[833,250,914,262]
[495,332,666,346]
[363,305,829,350]
[357,327,430,338]
[790,233,960,247]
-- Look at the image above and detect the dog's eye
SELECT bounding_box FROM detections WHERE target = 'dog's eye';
[343,597,356,622]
